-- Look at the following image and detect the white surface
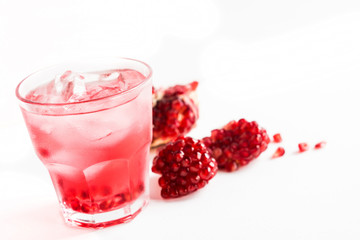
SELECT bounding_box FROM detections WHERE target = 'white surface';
[1,0,360,239]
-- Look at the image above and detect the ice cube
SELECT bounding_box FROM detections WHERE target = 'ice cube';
[99,70,128,91]
[26,69,146,104]
[54,70,87,102]
[118,69,145,89]
[99,70,121,82]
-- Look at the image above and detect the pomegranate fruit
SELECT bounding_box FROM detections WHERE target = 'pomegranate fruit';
[202,119,270,172]
[152,136,217,199]
[152,81,199,147]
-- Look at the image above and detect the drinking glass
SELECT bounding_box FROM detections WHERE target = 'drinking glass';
[16,57,153,228]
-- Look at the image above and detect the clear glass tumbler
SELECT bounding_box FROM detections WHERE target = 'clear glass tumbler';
[16,57,153,228]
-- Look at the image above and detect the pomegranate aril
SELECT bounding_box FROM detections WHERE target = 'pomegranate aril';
[37,148,49,158]
[161,187,172,199]
[181,158,190,167]
[177,177,187,186]
[179,168,188,177]
[171,162,180,172]
[113,193,126,207]
[199,167,212,180]
[70,199,80,211]
[272,147,285,158]
[169,172,177,181]
[225,161,238,172]
[81,203,91,213]
[80,191,89,199]
[169,188,179,198]
[298,143,309,152]
[189,161,202,172]
[99,199,114,211]
[273,133,282,143]
[159,177,168,188]
[174,151,184,162]
[314,141,326,149]
[187,184,197,193]
[198,180,206,189]
[189,174,200,184]
[178,187,188,196]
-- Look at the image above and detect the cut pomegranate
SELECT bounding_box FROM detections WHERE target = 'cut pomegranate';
[202,119,270,172]
[152,81,199,147]
[272,147,285,158]
[152,136,217,199]
[298,142,309,152]
[314,141,326,149]
[273,133,282,143]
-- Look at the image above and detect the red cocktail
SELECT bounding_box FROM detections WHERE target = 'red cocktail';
[16,58,152,228]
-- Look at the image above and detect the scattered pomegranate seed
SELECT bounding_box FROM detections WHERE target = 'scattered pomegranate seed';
[152,136,217,199]
[202,119,270,172]
[298,143,309,152]
[314,141,326,149]
[152,81,199,147]
[273,133,282,143]
[272,147,285,158]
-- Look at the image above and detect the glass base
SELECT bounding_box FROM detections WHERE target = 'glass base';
[61,194,148,228]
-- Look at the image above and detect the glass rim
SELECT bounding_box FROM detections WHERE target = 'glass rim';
[15,57,153,107]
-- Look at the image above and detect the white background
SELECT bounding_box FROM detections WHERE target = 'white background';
[1,0,360,239]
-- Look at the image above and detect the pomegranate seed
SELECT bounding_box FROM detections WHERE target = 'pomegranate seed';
[273,133,282,143]
[187,184,197,193]
[178,187,188,196]
[298,143,309,152]
[81,203,91,213]
[314,141,326,149]
[80,191,89,199]
[272,147,285,158]
[99,199,114,211]
[158,177,168,188]
[199,167,212,180]
[70,199,80,211]
[113,193,126,207]
[37,147,49,158]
